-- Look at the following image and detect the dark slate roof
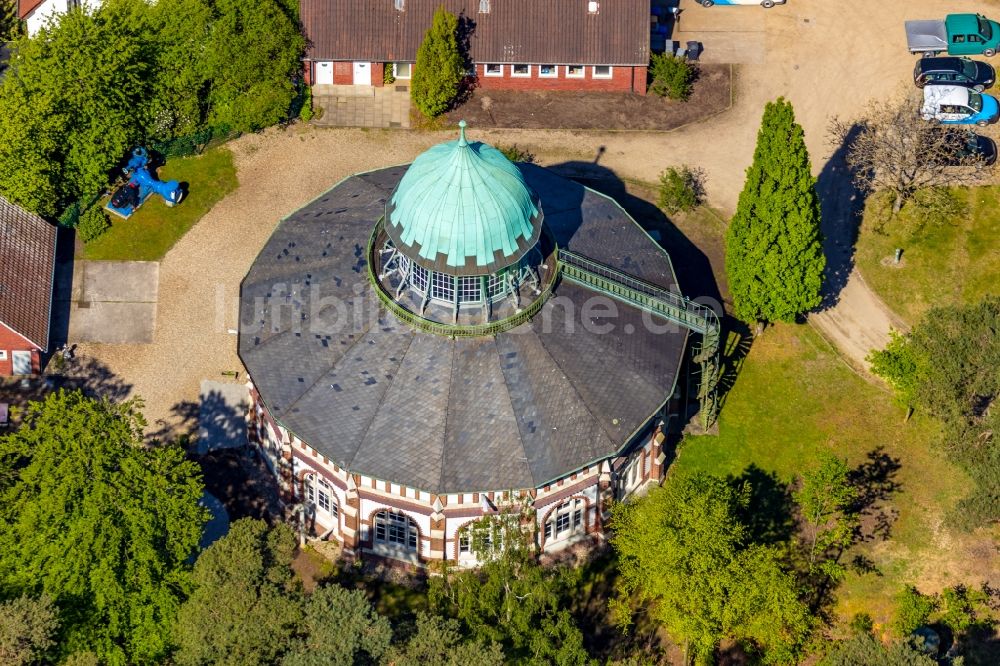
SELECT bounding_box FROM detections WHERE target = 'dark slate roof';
[239,166,687,493]
[0,197,57,350]
[301,0,650,66]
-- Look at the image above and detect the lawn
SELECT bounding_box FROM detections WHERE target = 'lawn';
[855,186,1000,325]
[81,147,238,261]
[677,323,991,629]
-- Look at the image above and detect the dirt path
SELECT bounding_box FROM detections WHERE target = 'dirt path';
[79,0,995,429]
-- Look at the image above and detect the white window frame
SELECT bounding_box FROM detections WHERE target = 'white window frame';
[431,272,454,301]
[538,64,558,78]
[484,63,503,77]
[0,350,6,361]
[565,65,585,79]
[458,276,481,303]
[592,65,613,79]
[393,62,412,79]
[411,264,429,292]
[374,510,418,550]
[511,64,531,78]
[545,498,585,541]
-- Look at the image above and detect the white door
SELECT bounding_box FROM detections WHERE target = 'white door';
[315,61,334,85]
[11,351,31,375]
[353,61,371,86]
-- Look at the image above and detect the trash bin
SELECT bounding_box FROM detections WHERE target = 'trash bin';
[686,41,703,61]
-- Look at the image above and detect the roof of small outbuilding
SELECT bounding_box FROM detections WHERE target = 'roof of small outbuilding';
[239,165,687,493]
[301,0,650,66]
[0,196,57,350]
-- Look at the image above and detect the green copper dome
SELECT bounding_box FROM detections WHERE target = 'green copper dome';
[385,121,544,276]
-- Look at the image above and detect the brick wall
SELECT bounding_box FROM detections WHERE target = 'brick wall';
[308,60,648,95]
[472,63,646,95]
[333,61,353,85]
[0,323,40,376]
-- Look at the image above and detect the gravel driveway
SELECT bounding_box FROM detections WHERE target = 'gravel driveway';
[76,0,1000,433]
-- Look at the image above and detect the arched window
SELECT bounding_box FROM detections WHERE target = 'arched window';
[305,474,339,521]
[543,498,586,542]
[373,510,418,550]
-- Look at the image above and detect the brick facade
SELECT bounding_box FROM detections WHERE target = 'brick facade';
[0,322,40,376]
[306,60,647,95]
[251,382,665,567]
[473,63,646,95]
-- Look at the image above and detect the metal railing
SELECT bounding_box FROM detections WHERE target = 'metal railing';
[558,249,721,429]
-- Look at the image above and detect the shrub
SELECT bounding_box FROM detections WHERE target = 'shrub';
[383,63,395,85]
[648,52,696,101]
[893,586,937,637]
[76,206,110,243]
[497,144,534,163]
[657,165,702,214]
[866,330,919,407]
[299,87,313,123]
[849,612,874,635]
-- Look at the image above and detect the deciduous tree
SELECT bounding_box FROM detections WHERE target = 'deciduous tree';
[794,453,858,580]
[0,8,147,215]
[429,506,592,665]
[200,0,304,132]
[726,98,825,326]
[611,472,810,665]
[411,6,465,118]
[0,390,207,664]
[831,91,995,216]
[868,297,1000,527]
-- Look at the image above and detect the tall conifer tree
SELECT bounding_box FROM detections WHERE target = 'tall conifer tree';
[411,6,464,118]
[726,98,825,325]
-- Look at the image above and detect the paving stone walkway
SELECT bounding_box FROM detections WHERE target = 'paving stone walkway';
[312,84,411,128]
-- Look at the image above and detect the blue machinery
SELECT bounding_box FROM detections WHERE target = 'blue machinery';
[106,147,184,219]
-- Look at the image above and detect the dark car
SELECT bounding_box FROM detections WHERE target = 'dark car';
[937,130,998,166]
[914,57,996,91]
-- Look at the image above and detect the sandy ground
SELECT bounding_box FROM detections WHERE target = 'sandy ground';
[77,0,996,430]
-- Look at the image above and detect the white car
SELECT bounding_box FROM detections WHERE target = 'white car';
[699,0,787,7]
[920,85,999,126]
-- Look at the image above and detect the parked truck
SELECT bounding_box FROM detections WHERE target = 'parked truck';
[906,14,1000,57]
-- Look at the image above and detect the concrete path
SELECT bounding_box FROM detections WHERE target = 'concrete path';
[312,84,411,128]
[66,261,159,344]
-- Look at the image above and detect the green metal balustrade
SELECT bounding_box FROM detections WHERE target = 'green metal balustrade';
[559,250,721,429]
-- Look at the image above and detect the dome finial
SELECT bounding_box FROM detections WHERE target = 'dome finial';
[458,120,468,146]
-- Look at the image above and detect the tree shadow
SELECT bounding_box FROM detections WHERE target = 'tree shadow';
[716,315,753,415]
[193,447,282,524]
[848,446,902,542]
[728,464,795,547]
[815,123,867,310]
[570,548,669,663]
[453,13,478,107]
[53,355,133,402]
